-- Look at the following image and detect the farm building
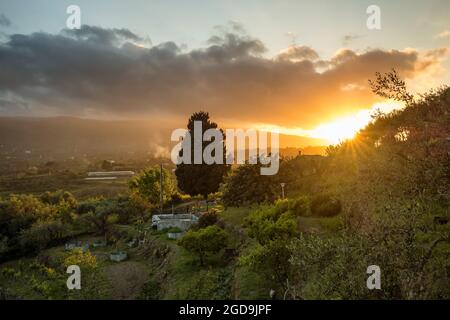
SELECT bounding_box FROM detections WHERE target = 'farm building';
[151,213,199,231]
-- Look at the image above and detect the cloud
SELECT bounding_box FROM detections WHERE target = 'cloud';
[435,30,450,39]
[62,25,144,46]
[0,14,11,27]
[0,25,448,128]
[276,45,319,62]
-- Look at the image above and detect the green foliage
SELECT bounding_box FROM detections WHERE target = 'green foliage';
[1,267,21,279]
[241,201,299,293]
[175,269,232,299]
[129,166,176,205]
[310,193,342,217]
[244,204,297,245]
[289,234,370,299]
[221,164,279,206]
[0,193,79,259]
[138,279,160,300]
[175,111,230,198]
[166,226,182,233]
[40,190,77,208]
[195,211,218,229]
[288,196,310,217]
[63,249,98,270]
[19,221,67,253]
[221,156,325,207]
[81,199,118,235]
[240,239,292,291]
[178,225,228,265]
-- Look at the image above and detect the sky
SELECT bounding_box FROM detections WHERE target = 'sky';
[0,0,449,143]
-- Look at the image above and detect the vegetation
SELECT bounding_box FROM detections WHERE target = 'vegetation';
[129,166,176,205]
[178,225,228,266]
[0,72,449,300]
[175,111,230,198]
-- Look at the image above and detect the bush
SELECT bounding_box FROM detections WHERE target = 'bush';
[288,196,310,216]
[40,190,77,208]
[1,267,16,278]
[310,194,342,217]
[19,221,67,253]
[274,199,289,215]
[166,227,182,233]
[63,249,97,270]
[196,211,218,229]
[138,279,160,300]
[178,225,228,265]
[244,205,297,245]
[221,164,279,207]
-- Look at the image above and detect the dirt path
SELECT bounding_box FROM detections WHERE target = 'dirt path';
[104,261,149,299]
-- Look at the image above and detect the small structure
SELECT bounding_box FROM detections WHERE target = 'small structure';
[65,241,89,252]
[127,239,138,248]
[109,251,128,262]
[167,231,185,240]
[85,171,135,181]
[151,213,198,231]
[92,240,106,248]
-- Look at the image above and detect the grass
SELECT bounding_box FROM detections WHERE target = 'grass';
[0,201,344,300]
[297,215,343,234]
[219,207,252,226]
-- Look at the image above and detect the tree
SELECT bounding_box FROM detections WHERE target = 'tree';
[221,163,279,207]
[129,166,176,205]
[240,239,293,296]
[82,200,117,236]
[178,225,228,265]
[175,111,229,198]
[19,221,66,253]
[369,69,414,104]
[195,211,219,229]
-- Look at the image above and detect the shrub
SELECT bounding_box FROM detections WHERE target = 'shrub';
[166,227,182,233]
[64,249,97,270]
[288,196,310,216]
[196,211,218,229]
[40,190,77,208]
[244,205,297,245]
[274,199,289,215]
[19,221,66,253]
[178,225,228,266]
[310,194,342,217]
[1,267,16,278]
[138,279,160,300]
[76,199,98,214]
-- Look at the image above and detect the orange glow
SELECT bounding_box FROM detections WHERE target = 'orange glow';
[256,101,404,145]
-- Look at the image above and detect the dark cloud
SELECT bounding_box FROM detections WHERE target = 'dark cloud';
[0,25,447,128]
[62,25,144,46]
[0,14,11,27]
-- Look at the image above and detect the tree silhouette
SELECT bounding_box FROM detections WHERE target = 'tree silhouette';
[175,111,229,198]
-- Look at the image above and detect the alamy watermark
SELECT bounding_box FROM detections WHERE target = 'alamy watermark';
[366,5,381,30]
[366,265,381,290]
[66,265,81,290]
[66,5,81,30]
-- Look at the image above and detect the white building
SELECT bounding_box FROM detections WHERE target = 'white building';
[151,213,199,231]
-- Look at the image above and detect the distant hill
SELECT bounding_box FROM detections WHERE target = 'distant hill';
[0,117,328,159]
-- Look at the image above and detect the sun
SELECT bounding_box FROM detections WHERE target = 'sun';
[309,112,371,145]
[254,101,404,146]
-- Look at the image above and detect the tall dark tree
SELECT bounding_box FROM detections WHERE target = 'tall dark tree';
[175,111,229,198]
